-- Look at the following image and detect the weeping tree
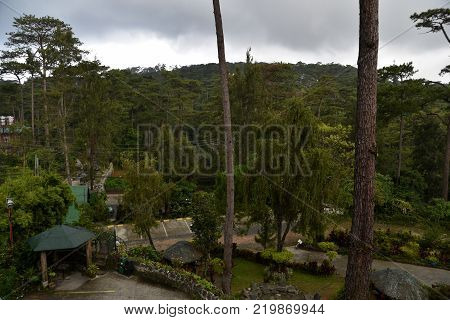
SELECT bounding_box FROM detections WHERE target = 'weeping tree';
[219,99,351,252]
[121,159,171,250]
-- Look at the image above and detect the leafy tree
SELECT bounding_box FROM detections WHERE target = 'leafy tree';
[0,51,27,124]
[377,62,423,182]
[0,171,73,240]
[74,61,119,189]
[79,191,109,229]
[411,8,450,43]
[190,191,222,261]
[411,8,449,76]
[121,159,171,249]
[4,14,83,146]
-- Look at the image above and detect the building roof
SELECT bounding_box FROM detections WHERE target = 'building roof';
[163,240,202,264]
[28,225,95,252]
[64,185,89,224]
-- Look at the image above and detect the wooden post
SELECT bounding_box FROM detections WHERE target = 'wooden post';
[86,240,92,266]
[40,251,48,287]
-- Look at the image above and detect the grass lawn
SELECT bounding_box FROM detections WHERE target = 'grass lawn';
[232,257,344,299]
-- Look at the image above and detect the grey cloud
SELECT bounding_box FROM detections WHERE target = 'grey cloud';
[0,0,449,78]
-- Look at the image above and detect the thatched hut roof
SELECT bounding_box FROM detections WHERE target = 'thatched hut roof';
[163,241,202,264]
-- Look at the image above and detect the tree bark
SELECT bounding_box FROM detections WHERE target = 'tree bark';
[43,68,50,146]
[31,76,35,144]
[276,218,292,252]
[276,213,283,252]
[144,229,156,250]
[19,79,24,125]
[345,0,379,300]
[40,251,48,286]
[442,116,450,201]
[396,114,404,183]
[212,0,235,295]
[60,93,72,185]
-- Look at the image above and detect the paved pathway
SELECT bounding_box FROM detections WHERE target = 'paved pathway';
[28,272,189,300]
[287,247,450,286]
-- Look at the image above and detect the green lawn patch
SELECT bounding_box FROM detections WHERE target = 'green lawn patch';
[232,257,344,299]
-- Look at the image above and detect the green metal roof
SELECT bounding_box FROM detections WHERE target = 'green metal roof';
[28,225,95,252]
[64,185,88,224]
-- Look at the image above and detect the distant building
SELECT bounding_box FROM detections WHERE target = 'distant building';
[0,115,17,144]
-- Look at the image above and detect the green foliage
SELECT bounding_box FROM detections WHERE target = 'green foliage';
[0,171,73,238]
[121,159,171,248]
[318,241,339,252]
[168,180,197,218]
[104,177,128,193]
[127,246,161,262]
[209,257,224,275]
[399,241,420,259]
[0,267,21,299]
[260,248,294,265]
[79,191,108,227]
[86,263,99,278]
[425,198,450,225]
[411,9,450,35]
[190,191,222,257]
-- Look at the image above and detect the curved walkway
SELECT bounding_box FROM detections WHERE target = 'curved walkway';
[287,247,450,286]
[27,272,189,300]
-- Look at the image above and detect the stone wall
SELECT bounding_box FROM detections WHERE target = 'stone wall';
[133,260,222,300]
[242,283,316,300]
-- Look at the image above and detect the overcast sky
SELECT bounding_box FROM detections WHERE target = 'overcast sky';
[0,0,449,81]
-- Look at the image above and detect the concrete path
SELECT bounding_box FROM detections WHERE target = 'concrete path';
[28,272,189,300]
[287,247,450,286]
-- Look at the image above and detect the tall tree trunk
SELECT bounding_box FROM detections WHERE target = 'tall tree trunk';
[31,76,35,144]
[43,69,50,146]
[213,0,235,295]
[19,80,24,124]
[442,116,450,201]
[60,93,72,185]
[89,143,96,190]
[345,0,379,300]
[396,114,404,183]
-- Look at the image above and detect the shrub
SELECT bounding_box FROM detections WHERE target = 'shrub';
[318,241,339,252]
[0,267,20,299]
[127,246,161,261]
[399,242,420,260]
[426,199,450,225]
[86,264,99,278]
[318,259,336,276]
[260,249,294,265]
[326,250,338,262]
[104,177,128,193]
[209,258,224,275]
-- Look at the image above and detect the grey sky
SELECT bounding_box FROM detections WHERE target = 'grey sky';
[0,0,449,81]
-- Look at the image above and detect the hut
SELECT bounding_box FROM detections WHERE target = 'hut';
[28,225,96,286]
[163,241,202,271]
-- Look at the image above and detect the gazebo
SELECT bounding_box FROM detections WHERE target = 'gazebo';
[28,225,96,286]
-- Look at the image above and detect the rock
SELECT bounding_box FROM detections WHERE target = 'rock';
[371,268,429,300]
[242,283,307,300]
